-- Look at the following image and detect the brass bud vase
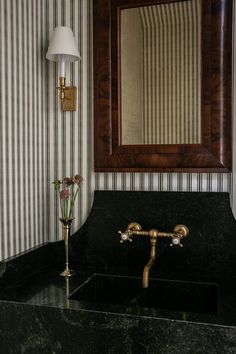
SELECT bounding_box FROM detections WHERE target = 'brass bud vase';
[59,218,75,277]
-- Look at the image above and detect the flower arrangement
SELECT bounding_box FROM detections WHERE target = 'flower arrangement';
[53,174,83,221]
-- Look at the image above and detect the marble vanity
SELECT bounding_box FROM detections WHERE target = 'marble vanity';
[0,191,236,354]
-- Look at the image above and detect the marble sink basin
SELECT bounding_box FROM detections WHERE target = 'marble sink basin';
[69,274,218,315]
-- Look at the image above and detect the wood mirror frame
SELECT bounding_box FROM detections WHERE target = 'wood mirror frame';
[93,0,232,172]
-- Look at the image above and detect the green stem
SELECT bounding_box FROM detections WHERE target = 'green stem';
[69,185,80,218]
[65,199,68,219]
[60,193,64,218]
[64,199,66,219]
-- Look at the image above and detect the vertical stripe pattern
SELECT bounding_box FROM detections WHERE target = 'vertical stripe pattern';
[0,0,232,261]
[0,0,48,260]
[0,0,92,260]
[93,173,231,193]
[141,0,201,144]
[47,0,91,242]
[121,0,201,144]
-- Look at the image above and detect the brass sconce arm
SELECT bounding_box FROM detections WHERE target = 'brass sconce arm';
[57,77,66,101]
[118,222,189,288]
[56,77,77,111]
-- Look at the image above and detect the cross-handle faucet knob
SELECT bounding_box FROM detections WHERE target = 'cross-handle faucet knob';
[118,222,142,243]
[170,235,183,247]
[118,230,133,243]
[169,224,189,247]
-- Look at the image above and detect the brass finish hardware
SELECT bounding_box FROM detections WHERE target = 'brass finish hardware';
[60,218,75,277]
[127,222,142,231]
[62,86,77,111]
[142,238,157,288]
[118,222,189,288]
[58,77,66,101]
[57,77,77,111]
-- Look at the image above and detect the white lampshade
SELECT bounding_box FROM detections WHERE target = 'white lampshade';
[46,26,81,63]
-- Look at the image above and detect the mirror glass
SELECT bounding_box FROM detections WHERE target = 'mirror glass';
[121,0,202,145]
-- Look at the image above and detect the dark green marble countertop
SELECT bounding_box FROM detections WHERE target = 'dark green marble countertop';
[1,191,236,330]
[1,264,236,330]
[1,191,236,353]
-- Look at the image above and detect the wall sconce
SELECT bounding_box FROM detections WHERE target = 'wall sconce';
[46,26,81,111]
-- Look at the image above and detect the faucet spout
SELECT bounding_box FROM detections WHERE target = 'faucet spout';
[142,238,157,288]
[118,222,189,288]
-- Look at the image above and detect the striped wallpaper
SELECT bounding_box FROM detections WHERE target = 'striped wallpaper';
[0,0,49,260]
[121,0,201,145]
[46,0,93,243]
[0,0,233,262]
[141,0,201,144]
[93,173,231,193]
[0,0,93,260]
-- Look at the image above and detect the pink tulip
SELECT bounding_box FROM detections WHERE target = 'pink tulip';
[60,189,70,200]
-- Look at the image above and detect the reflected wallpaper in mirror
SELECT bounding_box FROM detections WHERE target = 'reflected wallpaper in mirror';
[121,0,201,145]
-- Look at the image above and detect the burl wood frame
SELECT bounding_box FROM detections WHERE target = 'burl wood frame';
[93,0,232,172]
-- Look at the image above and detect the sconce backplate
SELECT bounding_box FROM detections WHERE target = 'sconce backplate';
[62,86,77,111]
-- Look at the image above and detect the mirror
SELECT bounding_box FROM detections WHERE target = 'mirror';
[93,0,232,172]
[121,0,201,145]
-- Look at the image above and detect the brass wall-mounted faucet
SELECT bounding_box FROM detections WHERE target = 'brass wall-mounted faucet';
[118,222,189,288]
